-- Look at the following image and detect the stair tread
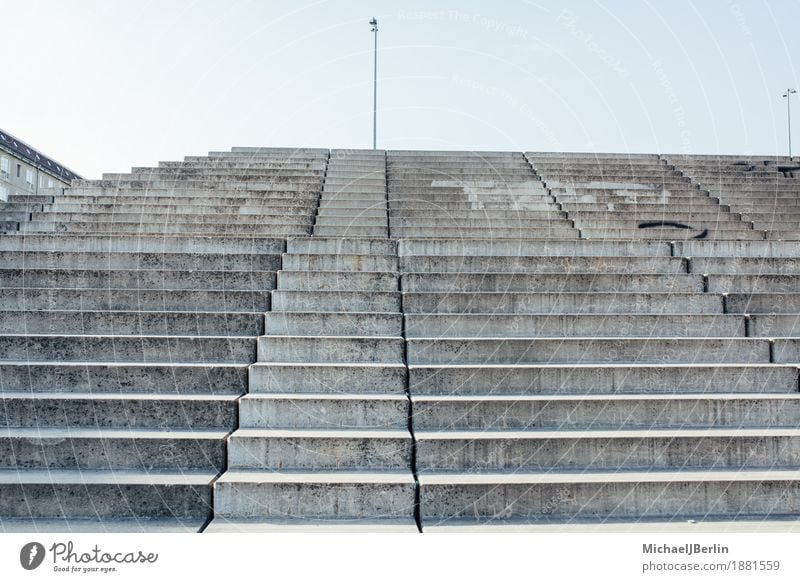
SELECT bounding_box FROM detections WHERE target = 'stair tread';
[418,468,800,485]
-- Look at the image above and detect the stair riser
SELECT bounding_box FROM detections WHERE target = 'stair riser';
[228,437,412,470]
[416,436,800,471]
[264,313,402,336]
[257,337,404,364]
[0,337,257,363]
[1,437,225,471]
[239,397,408,429]
[0,312,263,336]
[420,480,800,524]
[0,483,212,519]
[412,398,800,430]
[404,314,743,338]
[249,364,406,395]
[409,365,798,395]
[214,482,415,520]
[406,339,768,365]
[0,398,236,429]
[0,364,247,394]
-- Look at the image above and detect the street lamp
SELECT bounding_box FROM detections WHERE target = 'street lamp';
[370,17,378,150]
[783,88,796,159]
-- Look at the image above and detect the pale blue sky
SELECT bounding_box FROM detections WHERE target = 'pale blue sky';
[4,0,799,177]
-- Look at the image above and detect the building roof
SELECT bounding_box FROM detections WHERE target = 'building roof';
[0,128,81,181]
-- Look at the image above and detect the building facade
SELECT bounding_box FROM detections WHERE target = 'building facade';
[0,128,80,202]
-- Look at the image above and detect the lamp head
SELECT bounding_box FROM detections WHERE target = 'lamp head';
[370,17,378,31]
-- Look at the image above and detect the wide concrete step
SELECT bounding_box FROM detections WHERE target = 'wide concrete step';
[0,469,214,520]
[689,257,800,274]
[674,240,800,258]
[0,268,276,290]
[418,470,800,524]
[402,292,722,314]
[20,222,311,236]
[415,428,800,471]
[77,180,321,190]
[0,310,263,336]
[397,238,670,257]
[239,394,408,429]
[411,393,800,430]
[400,255,686,274]
[213,470,416,520]
[0,234,285,254]
[0,211,31,221]
[773,339,800,362]
[404,313,744,338]
[0,427,226,470]
[0,392,238,429]
[58,193,318,204]
[257,336,404,364]
[318,208,386,218]
[389,218,568,229]
[286,237,396,255]
[44,203,315,216]
[264,312,402,336]
[578,228,762,241]
[572,218,746,230]
[249,363,406,394]
[555,194,708,204]
[30,212,312,226]
[388,202,556,212]
[281,253,398,272]
[314,217,388,227]
[0,288,271,312]
[0,362,248,393]
[401,273,702,292]
[766,231,800,240]
[0,250,281,271]
[227,428,412,470]
[388,209,566,220]
[750,315,800,336]
[313,225,388,237]
[271,290,401,312]
[277,271,397,291]
[51,195,318,208]
[408,363,798,395]
[709,274,800,293]
[391,227,578,239]
[406,338,768,365]
[0,335,256,363]
[726,294,800,314]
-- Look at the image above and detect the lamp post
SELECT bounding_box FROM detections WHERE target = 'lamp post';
[370,17,378,150]
[783,88,797,159]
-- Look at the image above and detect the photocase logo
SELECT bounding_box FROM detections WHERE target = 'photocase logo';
[20,542,46,570]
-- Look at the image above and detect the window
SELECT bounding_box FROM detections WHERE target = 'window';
[0,157,8,178]
[16,164,20,178]
[0,185,8,202]
[25,169,34,188]
[47,179,54,188]
[39,175,44,188]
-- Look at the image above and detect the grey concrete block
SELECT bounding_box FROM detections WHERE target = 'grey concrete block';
[257,336,404,364]
[406,338,769,365]
[227,429,412,470]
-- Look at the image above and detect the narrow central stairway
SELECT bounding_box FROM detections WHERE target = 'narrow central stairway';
[210,150,417,530]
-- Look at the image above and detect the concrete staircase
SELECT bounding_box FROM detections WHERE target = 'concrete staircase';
[17,147,328,236]
[0,148,326,531]
[388,150,577,239]
[665,154,800,240]
[2,147,800,531]
[314,149,388,238]
[526,152,760,240]
[209,235,416,531]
